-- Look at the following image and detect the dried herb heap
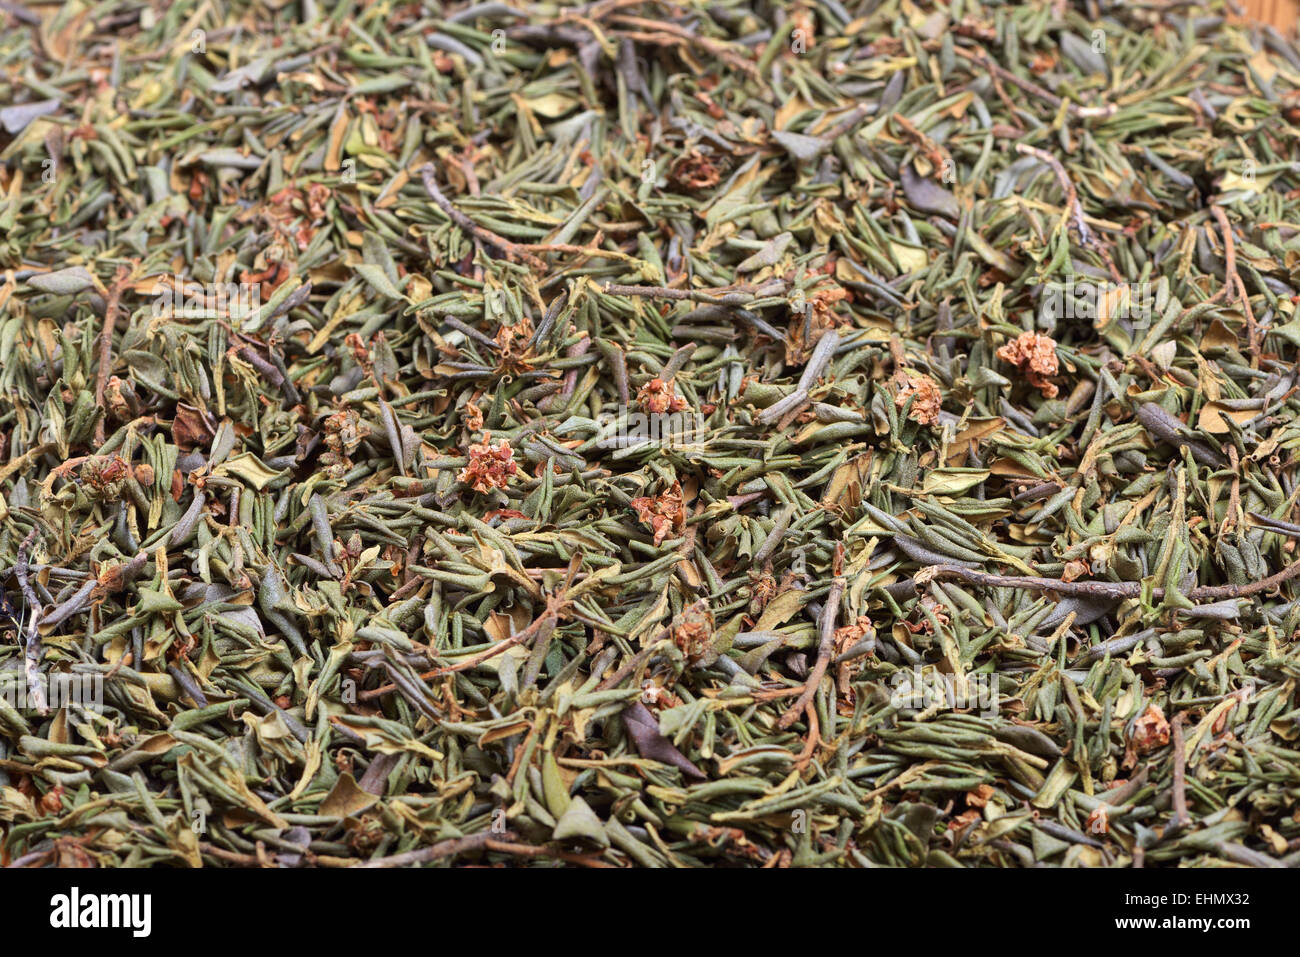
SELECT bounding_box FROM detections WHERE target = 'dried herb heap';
[3,0,1300,868]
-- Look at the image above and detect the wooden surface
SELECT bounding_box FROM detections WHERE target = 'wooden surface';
[1241,0,1299,29]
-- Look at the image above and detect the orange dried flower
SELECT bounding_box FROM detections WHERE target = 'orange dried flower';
[783,281,852,364]
[833,614,875,708]
[948,808,982,831]
[1028,52,1056,75]
[996,332,1059,398]
[834,615,874,647]
[895,371,942,425]
[670,149,722,190]
[464,400,484,431]
[630,480,685,545]
[674,620,711,660]
[76,455,130,500]
[637,377,688,415]
[905,594,951,634]
[188,168,210,202]
[672,601,714,663]
[807,281,850,319]
[40,784,64,816]
[458,433,518,493]
[265,182,330,250]
[748,566,778,616]
[344,332,373,375]
[789,7,816,51]
[305,182,330,220]
[492,316,537,373]
[1061,559,1091,582]
[1129,704,1170,755]
[85,455,129,488]
[240,260,290,298]
[321,408,368,477]
[103,375,133,421]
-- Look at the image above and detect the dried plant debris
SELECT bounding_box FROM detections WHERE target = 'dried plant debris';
[2,0,1300,869]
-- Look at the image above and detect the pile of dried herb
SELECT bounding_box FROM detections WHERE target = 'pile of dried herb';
[3,0,1300,868]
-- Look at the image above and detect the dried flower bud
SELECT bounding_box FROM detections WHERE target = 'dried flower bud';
[1129,703,1170,756]
[670,149,722,190]
[629,480,685,546]
[895,371,942,425]
[458,433,518,493]
[671,601,714,663]
[79,455,130,500]
[637,378,688,415]
[321,408,368,477]
[996,332,1059,398]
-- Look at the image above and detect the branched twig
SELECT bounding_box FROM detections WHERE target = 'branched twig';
[15,527,46,715]
[360,562,580,699]
[419,165,547,270]
[358,610,551,699]
[482,839,615,868]
[94,267,129,448]
[1015,144,1093,245]
[1210,204,1259,362]
[356,829,506,867]
[906,561,1300,602]
[957,47,1116,119]
[777,577,846,731]
[600,281,785,305]
[1171,713,1190,828]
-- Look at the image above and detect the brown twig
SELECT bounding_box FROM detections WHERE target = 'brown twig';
[606,16,758,77]
[483,839,615,868]
[600,281,784,304]
[357,611,550,700]
[1210,204,1259,362]
[14,527,46,715]
[907,560,1300,602]
[199,843,269,867]
[517,241,634,263]
[419,165,547,270]
[777,578,845,731]
[360,564,581,699]
[93,267,129,447]
[1013,144,1124,282]
[1014,144,1093,245]
[356,830,506,867]
[602,283,695,300]
[1171,712,1190,828]
[791,700,821,772]
[1222,445,1242,536]
[956,47,1116,119]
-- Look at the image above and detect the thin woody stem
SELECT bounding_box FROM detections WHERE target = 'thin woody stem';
[358,610,553,699]
[600,281,785,304]
[357,830,505,867]
[956,47,1117,119]
[907,561,1300,602]
[93,268,129,448]
[420,164,547,271]
[1014,144,1093,245]
[15,527,46,715]
[1171,714,1190,828]
[1210,204,1259,362]
[777,577,846,731]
